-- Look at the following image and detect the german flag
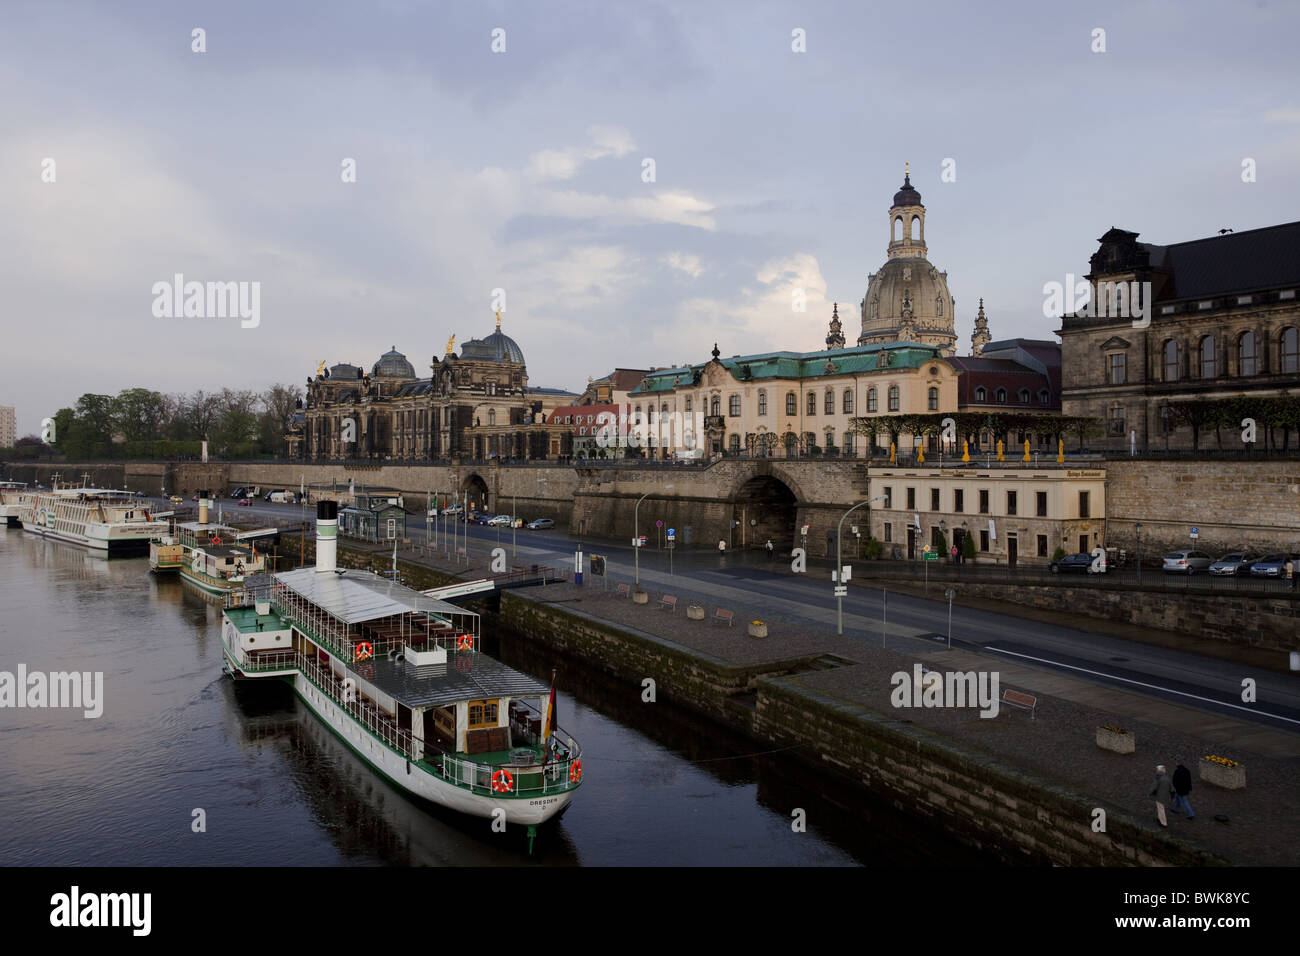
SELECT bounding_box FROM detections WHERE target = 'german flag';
[540,669,557,764]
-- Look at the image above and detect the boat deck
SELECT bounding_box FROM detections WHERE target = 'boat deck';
[226,605,292,633]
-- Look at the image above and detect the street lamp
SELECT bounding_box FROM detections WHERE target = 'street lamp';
[944,587,956,648]
[837,493,888,635]
[1135,522,1143,585]
[634,484,673,586]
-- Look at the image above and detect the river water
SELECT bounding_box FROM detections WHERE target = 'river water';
[0,529,984,866]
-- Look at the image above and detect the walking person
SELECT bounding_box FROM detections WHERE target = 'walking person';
[765,539,774,561]
[1149,765,1173,827]
[1285,557,1295,592]
[826,530,834,557]
[1171,761,1195,819]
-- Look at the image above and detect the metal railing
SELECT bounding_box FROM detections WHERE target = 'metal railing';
[298,652,415,757]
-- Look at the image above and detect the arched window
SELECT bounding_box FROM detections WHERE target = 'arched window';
[684,397,692,412]
[1238,331,1257,376]
[824,389,834,414]
[1018,388,1030,404]
[661,402,668,414]
[1038,389,1049,405]
[710,396,720,417]
[975,387,986,403]
[996,388,1007,403]
[487,409,495,426]
[911,215,921,240]
[1282,327,1300,374]
[888,385,900,412]
[728,434,740,454]
[928,387,939,411]
[578,426,585,436]
[867,387,877,412]
[807,392,817,415]
[1163,339,1179,381]
[634,405,642,424]
[893,217,902,242]
[936,297,943,317]
[785,392,797,415]
[1200,336,1217,378]
[728,394,741,417]
[647,407,655,424]
[758,390,767,416]
[842,389,854,414]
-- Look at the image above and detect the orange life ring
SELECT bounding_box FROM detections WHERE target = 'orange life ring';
[569,760,583,783]
[354,641,374,662]
[457,634,473,650]
[491,769,514,793]
[211,535,222,545]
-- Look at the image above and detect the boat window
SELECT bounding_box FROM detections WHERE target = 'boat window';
[467,699,499,729]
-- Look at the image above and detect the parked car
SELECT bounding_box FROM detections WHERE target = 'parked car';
[1248,553,1298,577]
[134,490,148,498]
[1162,550,1213,574]
[487,514,513,527]
[441,505,463,516]
[238,498,252,507]
[230,487,247,499]
[1049,552,1095,574]
[526,518,554,530]
[169,495,183,504]
[474,513,494,525]
[1209,553,1259,576]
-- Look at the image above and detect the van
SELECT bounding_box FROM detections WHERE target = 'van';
[269,491,295,504]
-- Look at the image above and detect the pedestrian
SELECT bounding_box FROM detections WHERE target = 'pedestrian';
[1149,764,1173,827]
[826,530,834,556]
[1171,761,1195,819]
[765,539,774,561]
[1286,557,1295,591]
[717,539,726,556]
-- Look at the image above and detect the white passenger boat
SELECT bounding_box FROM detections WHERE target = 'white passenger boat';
[219,502,581,850]
[150,492,276,596]
[0,481,30,527]
[19,478,168,554]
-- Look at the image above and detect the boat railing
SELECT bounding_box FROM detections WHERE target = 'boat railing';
[298,652,415,758]
[432,733,582,797]
[240,649,298,672]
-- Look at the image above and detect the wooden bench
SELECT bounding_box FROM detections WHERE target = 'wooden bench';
[659,594,678,612]
[616,583,631,598]
[1002,689,1038,719]
[711,608,735,627]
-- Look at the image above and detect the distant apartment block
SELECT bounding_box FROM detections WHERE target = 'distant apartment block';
[0,406,15,448]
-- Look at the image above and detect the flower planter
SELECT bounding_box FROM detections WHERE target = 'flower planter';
[632,589,649,605]
[1095,726,1135,754]
[686,605,705,620]
[748,621,768,638]
[1200,759,1246,790]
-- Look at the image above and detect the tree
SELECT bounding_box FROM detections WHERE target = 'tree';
[113,388,167,442]
[962,531,977,562]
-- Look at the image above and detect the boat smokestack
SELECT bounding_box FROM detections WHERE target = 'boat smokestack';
[316,500,338,572]
[198,490,210,525]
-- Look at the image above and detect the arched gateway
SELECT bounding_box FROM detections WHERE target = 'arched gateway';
[731,475,797,550]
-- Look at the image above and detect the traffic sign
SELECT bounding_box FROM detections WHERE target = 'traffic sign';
[924,551,939,562]
[1190,526,1199,538]
[801,524,810,536]
[656,520,663,528]
[923,544,931,553]
[667,528,675,539]
[833,586,847,597]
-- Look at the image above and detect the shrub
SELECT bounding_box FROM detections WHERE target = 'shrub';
[962,533,976,561]
[1052,546,1067,561]
[863,537,884,560]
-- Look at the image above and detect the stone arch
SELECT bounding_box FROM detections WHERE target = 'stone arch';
[732,474,798,548]
[460,472,490,511]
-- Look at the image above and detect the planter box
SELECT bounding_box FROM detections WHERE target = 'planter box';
[1095,727,1135,754]
[632,590,649,605]
[686,605,705,620]
[1200,760,1246,790]
[748,622,768,638]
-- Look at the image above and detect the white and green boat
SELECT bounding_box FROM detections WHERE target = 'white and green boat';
[219,501,581,849]
[150,493,279,597]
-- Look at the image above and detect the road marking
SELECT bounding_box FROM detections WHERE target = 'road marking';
[984,645,1300,727]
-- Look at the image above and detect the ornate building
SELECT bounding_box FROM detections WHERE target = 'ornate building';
[858,166,958,355]
[290,316,574,460]
[1058,222,1300,450]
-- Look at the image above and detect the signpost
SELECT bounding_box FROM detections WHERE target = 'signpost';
[666,528,675,575]
[944,587,956,649]
[1191,526,1199,540]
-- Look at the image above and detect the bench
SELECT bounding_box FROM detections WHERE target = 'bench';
[616,583,631,598]
[1002,689,1038,719]
[711,608,735,627]
[659,594,678,612]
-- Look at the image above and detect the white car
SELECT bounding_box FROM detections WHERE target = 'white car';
[487,514,514,527]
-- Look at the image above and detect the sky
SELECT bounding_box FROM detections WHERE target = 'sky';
[2,0,1298,435]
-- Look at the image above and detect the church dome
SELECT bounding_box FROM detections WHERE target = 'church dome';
[893,173,922,208]
[461,329,526,365]
[372,346,415,378]
[859,257,955,349]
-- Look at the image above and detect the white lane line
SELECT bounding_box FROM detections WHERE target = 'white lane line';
[984,645,1300,726]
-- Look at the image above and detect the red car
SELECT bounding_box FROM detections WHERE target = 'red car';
[238,498,252,506]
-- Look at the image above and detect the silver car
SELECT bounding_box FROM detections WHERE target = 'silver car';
[1162,549,1213,574]
[1208,553,1258,576]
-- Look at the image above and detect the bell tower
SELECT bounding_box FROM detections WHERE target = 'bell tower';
[887,162,926,260]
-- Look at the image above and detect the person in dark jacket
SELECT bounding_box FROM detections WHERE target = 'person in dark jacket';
[1171,761,1194,819]
[1149,765,1173,827]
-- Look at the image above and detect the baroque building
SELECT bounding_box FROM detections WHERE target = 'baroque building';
[290,316,574,461]
[1058,222,1300,450]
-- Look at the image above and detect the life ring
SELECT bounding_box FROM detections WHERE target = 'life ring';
[211,535,222,545]
[491,769,514,793]
[354,641,374,662]
[569,760,583,783]
[456,634,473,651]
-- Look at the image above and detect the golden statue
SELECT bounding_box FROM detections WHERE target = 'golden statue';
[495,308,503,330]
[1057,439,1065,463]
[1022,439,1031,462]
[917,442,925,464]
[889,442,896,464]
[445,334,455,357]
[996,440,1004,461]
[315,359,326,378]
[961,440,970,463]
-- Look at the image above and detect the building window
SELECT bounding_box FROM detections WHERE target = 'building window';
[710,396,720,417]
[729,395,741,417]
[578,426,585,436]
[786,392,797,415]
[487,409,495,426]
[1079,491,1090,518]
[883,487,892,508]
[843,432,854,454]
[758,391,767,416]
[927,387,939,411]
[979,530,989,552]
[634,405,642,424]
[888,386,900,412]
[995,388,1007,403]
[973,387,986,403]
[1238,331,1257,376]
[807,392,817,415]
[684,397,692,413]
[1163,339,1179,382]
[467,699,499,729]
[1108,353,1126,385]
[824,389,834,415]
[1007,491,1017,515]
[906,488,916,510]
[804,431,816,451]
[1038,389,1049,405]
[1019,388,1030,404]
[867,388,878,412]
[979,490,989,514]
[1199,335,1217,378]
[1036,491,1047,517]
[930,488,940,510]
[953,489,964,513]
[728,434,740,454]
[1281,327,1299,374]
[1037,534,1048,558]
[1109,406,1125,436]
[843,389,854,414]
[884,523,892,542]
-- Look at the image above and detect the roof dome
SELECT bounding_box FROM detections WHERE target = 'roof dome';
[372,346,415,378]
[460,329,525,365]
[893,172,922,208]
[859,257,955,350]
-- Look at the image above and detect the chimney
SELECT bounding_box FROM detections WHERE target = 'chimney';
[316,500,338,572]
[198,490,210,525]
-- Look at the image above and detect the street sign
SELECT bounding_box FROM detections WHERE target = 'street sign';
[923,544,931,553]
[944,588,956,601]
[1191,527,1199,538]
[666,528,675,539]
[800,524,810,536]
[656,520,663,528]
[833,585,847,597]
[924,551,939,562]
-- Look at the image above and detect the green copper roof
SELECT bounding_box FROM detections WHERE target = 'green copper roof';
[628,342,945,395]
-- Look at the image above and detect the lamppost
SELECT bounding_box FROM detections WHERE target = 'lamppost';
[837,493,887,635]
[1135,522,1143,586]
[939,519,948,560]
[944,587,956,649]
[961,520,968,566]
[635,484,673,586]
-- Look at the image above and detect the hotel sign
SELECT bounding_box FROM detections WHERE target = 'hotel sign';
[1066,470,1104,478]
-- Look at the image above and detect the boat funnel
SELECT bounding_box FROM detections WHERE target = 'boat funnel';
[316,500,338,572]
[198,490,210,525]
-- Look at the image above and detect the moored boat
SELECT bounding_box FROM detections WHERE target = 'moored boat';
[19,478,168,555]
[0,481,30,527]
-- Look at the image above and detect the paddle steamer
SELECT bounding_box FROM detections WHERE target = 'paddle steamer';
[19,477,167,554]
[219,501,580,849]
[150,492,277,596]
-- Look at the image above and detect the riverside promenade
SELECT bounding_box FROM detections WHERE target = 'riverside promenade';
[294,531,1300,867]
